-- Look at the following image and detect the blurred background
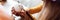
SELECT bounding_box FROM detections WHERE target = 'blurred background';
[7,0,43,8]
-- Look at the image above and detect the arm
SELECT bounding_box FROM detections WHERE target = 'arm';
[29,4,43,14]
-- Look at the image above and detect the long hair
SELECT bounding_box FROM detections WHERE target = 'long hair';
[40,0,60,20]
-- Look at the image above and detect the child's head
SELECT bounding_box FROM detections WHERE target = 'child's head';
[42,0,60,20]
[0,0,6,5]
[0,0,6,2]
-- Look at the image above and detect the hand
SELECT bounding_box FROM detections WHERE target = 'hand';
[11,7,26,17]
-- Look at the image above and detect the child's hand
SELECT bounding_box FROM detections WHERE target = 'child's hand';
[11,7,26,17]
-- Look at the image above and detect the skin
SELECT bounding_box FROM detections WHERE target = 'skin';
[0,1,14,20]
[29,4,43,14]
[0,9,13,20]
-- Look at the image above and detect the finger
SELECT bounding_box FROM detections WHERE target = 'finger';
[11,7,17,14]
